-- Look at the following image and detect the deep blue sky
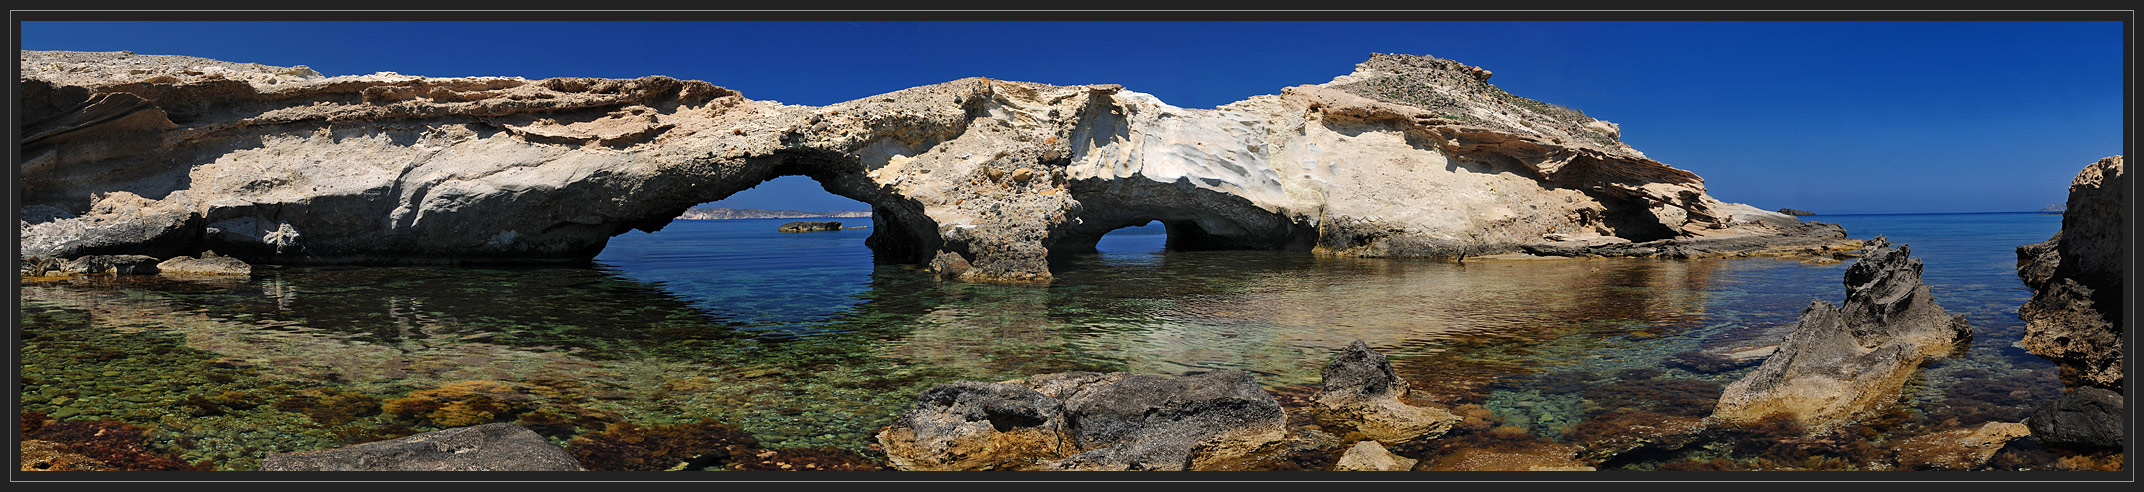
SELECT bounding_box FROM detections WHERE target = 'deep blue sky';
[20,21,2124,214]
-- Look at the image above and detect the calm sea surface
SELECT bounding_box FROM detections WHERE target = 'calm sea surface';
[16,213,2069,469]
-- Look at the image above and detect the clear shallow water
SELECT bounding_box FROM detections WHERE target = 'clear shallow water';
[16,214,2072,470]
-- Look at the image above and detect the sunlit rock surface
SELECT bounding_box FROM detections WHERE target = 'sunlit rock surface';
[1710,238,1971,433]
[21,50,1854,284]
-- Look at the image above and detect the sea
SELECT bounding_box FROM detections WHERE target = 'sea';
[15,212,2082,470]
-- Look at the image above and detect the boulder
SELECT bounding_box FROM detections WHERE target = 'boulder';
[2025,386,2123,449]
[1312,340,1461,444]
[776,221,842,233]
[156,251,253,276]
[2016,156,2124,390]
[21,50,1858,284]
[1711,238,1971,433]
[1893,422,2031,470]
[876,370,1288,471]
[1333,440,1416,471]
[260,423,584,471]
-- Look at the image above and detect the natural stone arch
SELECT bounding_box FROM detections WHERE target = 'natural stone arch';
[20,50,1857,285]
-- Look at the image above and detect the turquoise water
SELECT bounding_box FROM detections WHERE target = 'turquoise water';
[16,213,2072,470]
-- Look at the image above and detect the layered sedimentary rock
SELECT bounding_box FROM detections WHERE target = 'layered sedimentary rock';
[1711,238,1972,432]
[20,50,1853,283]
[260,423,585,471]
[2015,156,2125,391]
[875,370,1288,471]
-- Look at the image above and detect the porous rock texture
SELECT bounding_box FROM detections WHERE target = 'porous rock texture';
[1312,340,1461,444]
[2024,386,2124,449]
[1892,422,2031,470]
[875,370,1289,471]
[2015,155,2125,391]
[20,50,1855,284]
[259,423,585,471]
[1710,238,1972,433]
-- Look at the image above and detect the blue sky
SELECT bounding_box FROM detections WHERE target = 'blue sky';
[19,21,2125,214]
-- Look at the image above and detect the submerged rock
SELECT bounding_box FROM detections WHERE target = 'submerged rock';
[2025,386,2123,449]
[19,440,110,471]
[776,221,842,233]
[156,251,253,276]
[2016,155,2124,391]
[1893,422,2030,470]
[21,50,1853,284]
[1711,238,1971,433]
[1423,443,1594,471]
[1333,440,1416,471]
[261,423,584,471]
[60,254,162,275]
[1312,340,1461,444]
[876,370,1288,471]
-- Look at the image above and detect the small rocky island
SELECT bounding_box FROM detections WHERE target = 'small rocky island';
[776,221,842,233]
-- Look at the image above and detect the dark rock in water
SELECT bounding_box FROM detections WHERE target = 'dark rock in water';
[777,221,842,233]
[877,370,1287,471]
[156,251,252,276]
[1312,340,1460,444]
[261,423,585,471]
[1776,208,1814,216]
[2026,386,2124,449]
[2016,155,2124,391]
[1663,350,1760,374]
[1712,238,1971,433]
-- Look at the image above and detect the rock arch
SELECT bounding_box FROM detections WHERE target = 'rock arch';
[19,50,1854,284]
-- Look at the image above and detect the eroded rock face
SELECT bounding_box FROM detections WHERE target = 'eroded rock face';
[259,423,584,471]
[20,50,1855,284]
[1312,340,1461,443]
[1711,238,1971,433]
[876,370,1288,471]
[2016,156,2125,391]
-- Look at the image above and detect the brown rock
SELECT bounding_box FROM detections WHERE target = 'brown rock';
[1333,440,1416,471]
[1894,422,2030,470]
[20,440,109,471]
[1424,443,1593,471]
[2016,156,2125,390]
[1313,340,1461,444]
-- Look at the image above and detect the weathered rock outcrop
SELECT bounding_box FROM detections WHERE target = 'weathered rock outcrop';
[1711,238,1971,432]
[1776,208,1814,216]
[1312,340,1461,444]
[776,221,842,232]
[876,370,1288,471]
[2016,155,2125,391]
[260,423,585,471]
[2026,386,2124,449]
[20,50,1856,283]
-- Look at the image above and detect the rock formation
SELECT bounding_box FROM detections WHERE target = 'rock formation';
[156,251,253,276]
[875,370,1288,471]
[260,423,585,471]
[1312,340,1461,443]
[2024,386,2124,449]
[1776,208,1814,216]
[2016,155,2125,391]
[776,221,842,232]
[1711,238,1971,433]
[1333,440,1416,471]
[19,50,1856,284]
